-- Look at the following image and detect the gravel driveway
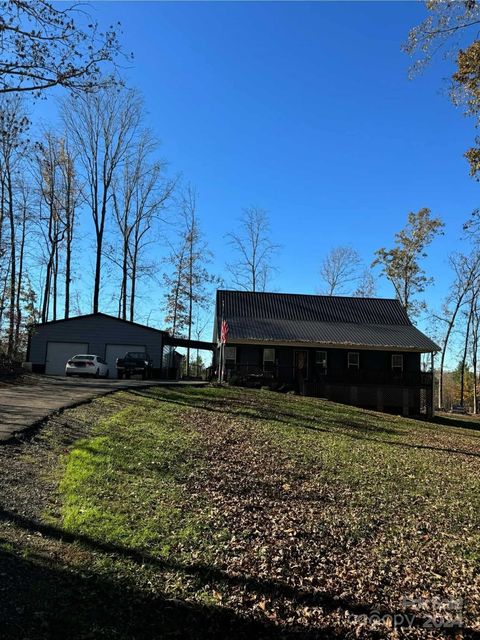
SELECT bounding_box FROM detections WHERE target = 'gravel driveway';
[0,375,207,442]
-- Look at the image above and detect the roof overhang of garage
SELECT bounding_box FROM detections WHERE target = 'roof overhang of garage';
[163,336,216,351]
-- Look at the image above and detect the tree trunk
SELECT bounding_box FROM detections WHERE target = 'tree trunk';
[438,301,464,409]
[65,231,71,319]
[14,203,26,353]
[7,169,15,359]
[473,302,479,414]
[122,235,128,320]
[460,308,473,407]
[64,202,74,320]
[93,233,102,314]
[0,254,11,337]
[52,234,58,321]
[129,245,138,323]
[187,241,193,376]
[0,175,5,334]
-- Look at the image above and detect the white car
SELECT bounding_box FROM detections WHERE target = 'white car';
[65,354,109,378]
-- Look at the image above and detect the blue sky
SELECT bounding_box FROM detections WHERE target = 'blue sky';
[34,1,478,343]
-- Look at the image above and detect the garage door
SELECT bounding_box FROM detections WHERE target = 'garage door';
[105,344,146,378]
[46,342,89,375]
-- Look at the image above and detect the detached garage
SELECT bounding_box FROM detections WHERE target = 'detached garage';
[27,313,169,378]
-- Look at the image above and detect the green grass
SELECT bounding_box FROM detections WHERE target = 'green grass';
[3,385,480,638]
[59,394,207,557]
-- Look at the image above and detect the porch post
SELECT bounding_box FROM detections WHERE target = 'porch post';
[217,344,222,383]
[429,351,434,418]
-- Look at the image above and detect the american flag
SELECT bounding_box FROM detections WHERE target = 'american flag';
[220,319,229,344]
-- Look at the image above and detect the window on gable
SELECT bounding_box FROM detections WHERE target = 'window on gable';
[392,354,403,372]
[347,352,359,369]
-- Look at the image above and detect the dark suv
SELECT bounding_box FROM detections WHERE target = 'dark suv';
[116,352,153,379]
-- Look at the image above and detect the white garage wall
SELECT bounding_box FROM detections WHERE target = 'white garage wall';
[45,342,88,375]
[105,344,146,378]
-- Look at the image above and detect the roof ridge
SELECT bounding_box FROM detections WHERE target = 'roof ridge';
[216,289,399,303]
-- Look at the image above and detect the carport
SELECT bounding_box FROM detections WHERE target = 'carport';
[162,335,216,378]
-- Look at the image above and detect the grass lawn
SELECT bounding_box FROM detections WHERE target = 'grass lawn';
[1,386,480,639]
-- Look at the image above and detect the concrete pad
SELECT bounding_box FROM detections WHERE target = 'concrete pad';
[0,376,208,442]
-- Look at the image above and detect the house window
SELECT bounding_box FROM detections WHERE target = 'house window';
[392,354,403,373]
[263,348,275,372]
[315,350,327,374]
[348,352,359,369]
[224,346,236,367]
[263,348,275,364]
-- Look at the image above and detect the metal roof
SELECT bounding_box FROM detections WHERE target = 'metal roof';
[215,290,440,352]
[33,312,168,336]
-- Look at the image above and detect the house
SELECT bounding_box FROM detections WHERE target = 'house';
[213,290,440,416]
[27,313,172,378]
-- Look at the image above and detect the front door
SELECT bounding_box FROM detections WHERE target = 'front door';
[294,350,308,388]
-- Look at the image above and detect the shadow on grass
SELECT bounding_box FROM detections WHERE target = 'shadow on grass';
[129,388,403,436]
[1,547,337,640]
[430,413,480,432]
[0,509,374,631]
[1,509,470,639]
[131,388,480,460]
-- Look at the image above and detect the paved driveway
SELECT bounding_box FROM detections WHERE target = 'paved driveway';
[0,375,208,442]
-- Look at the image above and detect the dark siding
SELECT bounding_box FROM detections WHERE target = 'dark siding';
[230,345,422,377]
[237,345,261,366]
[227,343,428,415]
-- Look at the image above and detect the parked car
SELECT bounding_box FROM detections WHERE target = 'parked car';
[116,351,153,379]
[451,404,468,415]
[65,354,109,378]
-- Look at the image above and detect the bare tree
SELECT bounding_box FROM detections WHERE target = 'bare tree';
[226,206,278,292]
[13,180,30,350]
[435,210,480,409]
[181,186,216,373]
[163,186,216,373]
[460,299,474,407]
[163,238,189,337]
[34,132,81,321]
[35,133,65,322]
[353,268,377,298]
[319,246,362,296]
[59,140,80,319]
[436,251,480,409]
[0,96,30,357]
[112,130,175,321]
[62,87,142,313]
[0,1,124,95]
[472,297,480,413]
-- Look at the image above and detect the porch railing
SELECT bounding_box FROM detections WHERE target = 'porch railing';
[225,364,433,388]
